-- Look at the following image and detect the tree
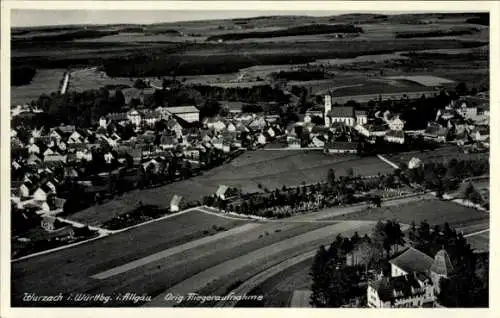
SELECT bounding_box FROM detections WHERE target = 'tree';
[455,82,468,96]
[133,79,148,90]
[346,168,354,179]
[114,89,125,109]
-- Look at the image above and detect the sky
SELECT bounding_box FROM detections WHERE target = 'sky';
[11,10,391,27]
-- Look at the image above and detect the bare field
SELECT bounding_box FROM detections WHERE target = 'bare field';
[68,151,393,225]
[11,68,65,105]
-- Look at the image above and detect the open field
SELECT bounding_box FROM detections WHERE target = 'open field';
[385,146,489,167]
[68,68,133,92]
[237,258,313,307]
[12,194,486,307]
[11,68,65,105]
[12,206,353,306]
[146,220,376,307]
[329,197,489,228]
[68,152,394,225]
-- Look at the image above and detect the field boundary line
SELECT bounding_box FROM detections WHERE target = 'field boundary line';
[463,228,489,238]
[377,154,400,169]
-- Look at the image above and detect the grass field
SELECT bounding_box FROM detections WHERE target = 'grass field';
[329,197,489,228]
[68,68,133,92]
[68,151,394,225]
[11,209,250,304]
[11,68,65,105]
[13,209,348,306]
[385,146,489,167]
[238,258,313,307]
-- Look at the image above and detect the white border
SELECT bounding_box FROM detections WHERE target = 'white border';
[1,1,499,318]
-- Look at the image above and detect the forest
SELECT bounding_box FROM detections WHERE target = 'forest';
[206,24,363,41]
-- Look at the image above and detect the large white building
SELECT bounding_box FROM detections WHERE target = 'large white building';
[166,106,200,123]
[367,247,454,308]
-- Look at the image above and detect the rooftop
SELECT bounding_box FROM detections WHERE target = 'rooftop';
[167,106,200,114]
[389,247,434,274]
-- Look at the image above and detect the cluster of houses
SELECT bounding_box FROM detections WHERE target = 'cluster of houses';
[285,93,490,153]
[10,104,283,218]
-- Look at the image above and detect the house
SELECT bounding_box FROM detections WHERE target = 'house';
[207,118,227,132]
[44,153,67,163]
[41,216,57,231]
[367,274,435,308]
[33,184,55,202]
[354,110,368,126]
[287,136,301,149]
[166,118,183,136]
[170,195,183,212]
[387,116,405,131]
[248,117,267,131]
[324,141,358,154]
[28,143,40,154]
[385,130,405,144]
[304,107,324,123]
[76,149,93,162]
[257,133,267,145]
[127,109,142,126]
[166,106,200,123]
[311,135,326,148]
[226,122,237,133]
[408,157,422,169]
[355,123,387,138]
[104,152,114,164]
[423,122,448,143]
[27,154,42,166]
[67,130,85,144]
[471,126,489,142]
[216,185,229,200]
[49,128,65,141]
[19,181,36,198]
[368,247,454,308]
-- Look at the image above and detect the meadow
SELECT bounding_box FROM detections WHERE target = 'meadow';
[11,68,65,105]
[68,151,394,225]
[329,197,489,228]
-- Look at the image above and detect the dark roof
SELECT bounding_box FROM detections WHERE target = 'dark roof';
[385,130,405,138]
[328,106,354,118]
[430,249,454,276]
[325,141,357,150]
[390,247,433,274]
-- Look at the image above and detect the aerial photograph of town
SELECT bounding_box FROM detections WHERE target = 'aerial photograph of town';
[7,6,490,309]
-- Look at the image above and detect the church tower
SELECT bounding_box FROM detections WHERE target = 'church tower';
[430,248,454,294]
[324,94,332,126]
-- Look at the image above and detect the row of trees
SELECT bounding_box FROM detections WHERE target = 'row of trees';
[402,157,489,199]
[203,169,402,218]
